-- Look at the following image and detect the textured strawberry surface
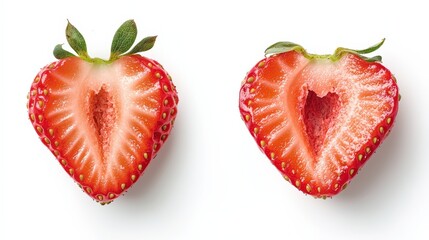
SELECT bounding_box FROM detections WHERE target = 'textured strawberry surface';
[28,55,178,203]
[239,51,399,197]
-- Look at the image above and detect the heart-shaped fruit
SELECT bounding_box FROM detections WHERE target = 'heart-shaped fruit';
[27,20,178,204]
[239,39,399,198]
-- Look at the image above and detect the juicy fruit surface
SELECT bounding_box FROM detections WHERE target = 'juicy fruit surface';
[28,55,178,203]
[239,51,399,197]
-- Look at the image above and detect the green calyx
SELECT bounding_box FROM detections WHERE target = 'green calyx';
[53,20,157,63]
[264,38,385,62]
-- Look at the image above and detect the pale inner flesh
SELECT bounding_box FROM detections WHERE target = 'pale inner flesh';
[250,53,396,186]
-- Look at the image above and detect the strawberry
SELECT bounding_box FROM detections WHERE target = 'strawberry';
[27,20,178,204]
[239,39,399,198]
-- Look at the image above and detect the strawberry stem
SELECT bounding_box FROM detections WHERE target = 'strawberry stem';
[265,39,385,63]
[53,20,157,63]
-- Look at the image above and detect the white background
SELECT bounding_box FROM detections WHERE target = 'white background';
[1,0,428,239]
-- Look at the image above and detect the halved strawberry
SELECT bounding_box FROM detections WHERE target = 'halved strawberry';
[27,20,178,204]
[239,39,399,198]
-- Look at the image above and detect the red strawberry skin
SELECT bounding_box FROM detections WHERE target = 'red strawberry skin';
[239,47,399,198]
[28,55,178,203]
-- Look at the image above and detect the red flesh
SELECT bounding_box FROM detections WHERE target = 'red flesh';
[239,51,399,197]
[28,55,178,203]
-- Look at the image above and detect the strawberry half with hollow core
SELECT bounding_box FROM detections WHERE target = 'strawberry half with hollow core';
[27,20,178,204]
[239,39,399,198]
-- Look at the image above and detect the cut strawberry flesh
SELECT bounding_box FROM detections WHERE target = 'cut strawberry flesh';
[303,91,340,157]
[240,51,399,196]
[91,85,117,160]
[49,57,161,194]
[29,55,178,202]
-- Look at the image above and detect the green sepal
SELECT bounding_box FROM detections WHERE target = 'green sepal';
[334,38,385,62]
[66,20,90,59]
[53,20,157,64]
[110,20,138,61]
[360,55,382,62]
[265,39,386,63]
[265,41,304,56]
[53,44,76,59]
[351,38,385,54]
[127,36,157,55]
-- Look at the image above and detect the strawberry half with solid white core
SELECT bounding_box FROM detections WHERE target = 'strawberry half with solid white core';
[239,39,399,198]
[27,20,178,204]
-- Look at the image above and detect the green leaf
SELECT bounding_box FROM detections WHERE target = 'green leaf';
[265,41,304,56]
[66,20,89,59]
[353,38,385,54]
[360,55,382,62]
[127,36,157,55]
[53,44,76,59]
[110,20,137,60]
[333,39,385,62]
